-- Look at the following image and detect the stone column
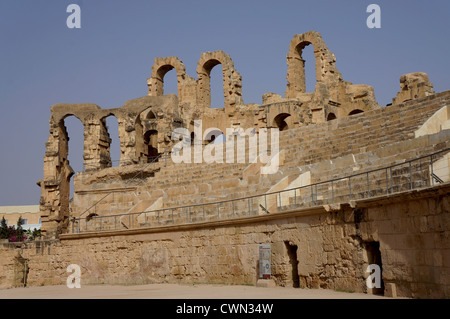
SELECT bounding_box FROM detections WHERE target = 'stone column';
[83,115,112,170]
[37,117,73,238]
[118,114,140,165]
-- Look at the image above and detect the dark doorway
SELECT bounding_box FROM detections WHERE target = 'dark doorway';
[144,130,159,162]
[285,241,300,288]
[365,241,384,295]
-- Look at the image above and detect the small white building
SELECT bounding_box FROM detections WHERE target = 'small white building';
[0,205,41,230]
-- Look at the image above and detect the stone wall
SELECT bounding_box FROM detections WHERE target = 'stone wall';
[1,184,448,298]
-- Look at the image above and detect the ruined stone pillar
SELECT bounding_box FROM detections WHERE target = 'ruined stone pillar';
[37,117,73,238]
[83,115,112,171]
[117,114,141,165]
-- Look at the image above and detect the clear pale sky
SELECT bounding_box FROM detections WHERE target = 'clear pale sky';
[0,0,449,205]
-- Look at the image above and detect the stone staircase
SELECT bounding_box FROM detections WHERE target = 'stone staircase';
[70,91,450,233]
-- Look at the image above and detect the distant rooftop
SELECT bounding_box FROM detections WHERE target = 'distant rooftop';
[0,205,40,214]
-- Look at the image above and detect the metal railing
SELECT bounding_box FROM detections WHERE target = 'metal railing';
[71,148,449,234]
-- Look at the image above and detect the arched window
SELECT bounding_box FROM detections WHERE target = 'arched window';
[273,113,291,131]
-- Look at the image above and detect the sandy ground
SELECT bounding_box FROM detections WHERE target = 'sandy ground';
[0,283,390,299]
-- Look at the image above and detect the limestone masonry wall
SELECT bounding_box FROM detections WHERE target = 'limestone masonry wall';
[1,184,448,298]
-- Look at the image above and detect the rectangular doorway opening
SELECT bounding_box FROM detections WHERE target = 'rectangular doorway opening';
[284,241,299,288]
[365,241,384,295]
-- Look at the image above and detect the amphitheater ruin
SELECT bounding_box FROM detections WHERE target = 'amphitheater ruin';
[1,31,449,298]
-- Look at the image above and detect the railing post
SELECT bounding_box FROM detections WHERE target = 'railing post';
[409,161,413,190]
[217,203,220,220]
[279,192,281,210]
[430,155,434,186]
[390,167,393,194]
[311,185,314,205]
[187,207,189,223]
[232,200,235,217]
[203,204,205,221]
[349,177,352,201]
[386,168,389,194]
[331,181,334,203]
[367,172,370,198]
[315,184,318,204]
[172,209,174,224]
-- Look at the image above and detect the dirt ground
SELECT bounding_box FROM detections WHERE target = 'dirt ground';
[0,283,390,299]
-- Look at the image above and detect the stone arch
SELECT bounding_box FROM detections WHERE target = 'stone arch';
[285,31,342,98]
[196,51,243,111]
[273,113,292,131]
[147,56,189,101]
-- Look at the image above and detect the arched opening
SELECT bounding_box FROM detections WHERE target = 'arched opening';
[62,115,84,200]
[327,112,337,121]
[146,110,156,120]
[301,43,316,93]
[209,63,224,109]
[104,115,120,167]
[285,241,300,288]
[161,67,177,96]
[293,41,317,94]
[156,64,177,96]
[349,109,364,116]
[204,128,224,144]
[144,130,159,162]
[198,58,225,109]
[273,113,291,131]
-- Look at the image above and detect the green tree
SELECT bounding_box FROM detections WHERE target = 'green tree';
[0,217,8,239]
[15,217,25,241]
